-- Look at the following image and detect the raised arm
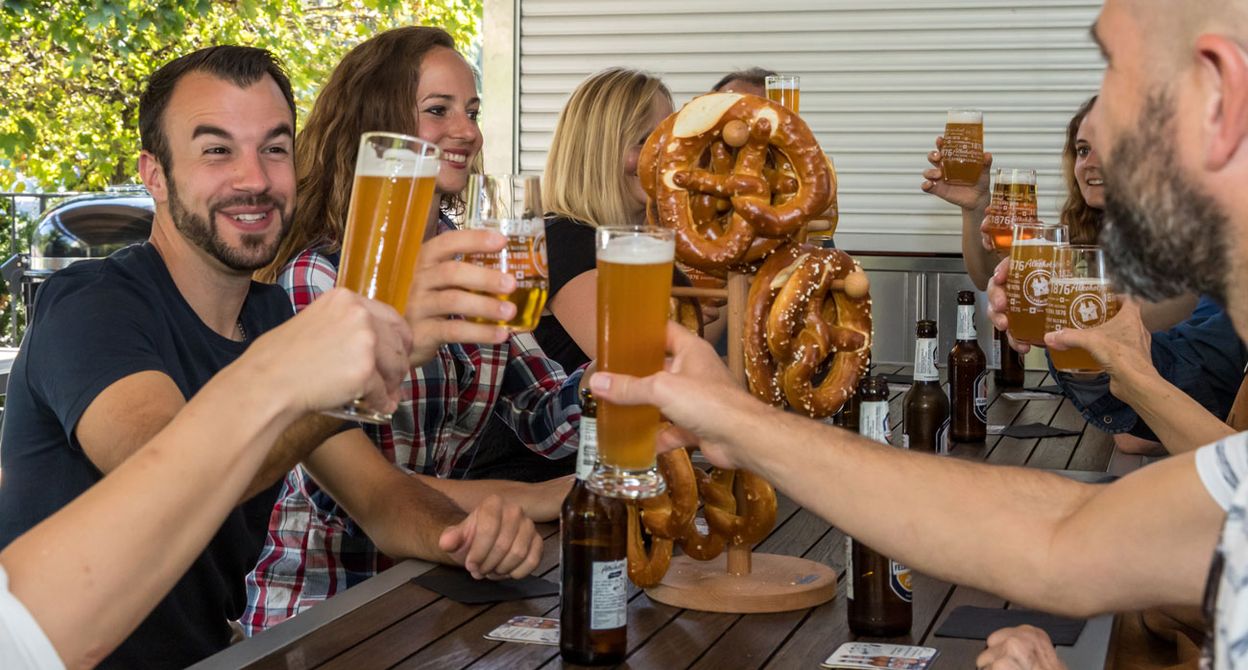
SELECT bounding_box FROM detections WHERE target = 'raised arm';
[1,289,394,669]
[920,136,997,289]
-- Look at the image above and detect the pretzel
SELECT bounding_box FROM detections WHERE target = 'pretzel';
[746,244,872,418]
[626,448,698,587]
[676,468,729,561]
[699,468,778,547]
[640,93,833,273]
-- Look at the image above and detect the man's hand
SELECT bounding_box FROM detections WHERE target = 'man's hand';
[1044,298,1152,398]
[975,625,1067,670]
[438,494,542,580]
[406,229,518,366]
[920,136,993,211]
[247,287,409,416]
[986,257,1031,354]
[588,322,761,470]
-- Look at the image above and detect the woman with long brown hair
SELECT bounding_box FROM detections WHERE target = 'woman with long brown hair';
[243,26,582,635]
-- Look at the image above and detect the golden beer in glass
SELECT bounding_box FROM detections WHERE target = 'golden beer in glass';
[332,132,440,423]
[1046,246,1119,374]
[765,74,800,112]
[1005,223,1067,346]
[942,109,984,187]
[589,226,675,500]
[983,168,1038,251]
[464,175,549,332]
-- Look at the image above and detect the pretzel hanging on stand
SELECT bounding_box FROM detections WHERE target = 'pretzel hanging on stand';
[626,448,698,587]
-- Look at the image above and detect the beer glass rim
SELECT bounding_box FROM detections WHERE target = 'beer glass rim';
[1013,222,1066,232]
[765,74,799,87]
[597,225,673,237]
[947,108,983,121]
[997,168,1037,184]
[360,131,441,158]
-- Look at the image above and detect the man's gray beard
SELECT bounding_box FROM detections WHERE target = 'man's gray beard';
[1100,88,1230,304]
[166,176,291,273]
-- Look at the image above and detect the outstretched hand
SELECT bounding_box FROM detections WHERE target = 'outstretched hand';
[920,135,993,212]
[1044,298,1151,396]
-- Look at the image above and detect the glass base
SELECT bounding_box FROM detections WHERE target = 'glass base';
[322,399,392,426]
[586,465,666,500]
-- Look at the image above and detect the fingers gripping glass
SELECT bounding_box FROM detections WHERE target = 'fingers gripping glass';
[463,175,549,332]
[1045,245,1120,375]
[324,132,441,425]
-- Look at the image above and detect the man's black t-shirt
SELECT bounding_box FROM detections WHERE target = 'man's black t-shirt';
[0,242,292,669]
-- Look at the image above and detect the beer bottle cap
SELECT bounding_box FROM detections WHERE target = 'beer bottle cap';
[957,290,976,305]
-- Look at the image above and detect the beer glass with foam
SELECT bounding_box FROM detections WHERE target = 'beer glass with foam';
[589,226,676,499]
[983,168,1038,251]
[765,75,800,112]
[1005,223,1067,346]
[330,131,440,424]
[941,109,984,186]
[463,175,549,332]
[1045,246,1120,374]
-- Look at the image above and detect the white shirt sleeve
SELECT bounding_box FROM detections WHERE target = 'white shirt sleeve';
[1196,432,1248,511]
[0,564,65,669]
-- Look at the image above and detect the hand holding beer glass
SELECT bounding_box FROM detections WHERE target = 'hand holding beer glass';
[941,109,985,187]
[1045,246,1120,374]
[1004,223,1067,347]
[765,75,800,112]
[329,131,440,424]
[464,175,549,332]
[589,227,676,499]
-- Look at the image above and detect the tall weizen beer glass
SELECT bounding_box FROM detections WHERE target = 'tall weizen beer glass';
[765,74,800,112]
[464,175,549,332]
[942,109,984,186]
[983,168,1038,251]
[589,227,675,499]
[1005,223,1067,347]
[330,132,440,424]
[1045,246,1120,374]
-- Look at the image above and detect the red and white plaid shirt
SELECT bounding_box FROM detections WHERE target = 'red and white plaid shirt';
[242,243,583,635]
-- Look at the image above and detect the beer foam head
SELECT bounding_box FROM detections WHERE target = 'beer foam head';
[1011,238,1054,247]
[947,109,982,124]
[599,233,674,264]
[357,147,440,179]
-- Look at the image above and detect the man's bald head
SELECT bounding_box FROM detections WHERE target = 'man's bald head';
[1117,0,1248,74]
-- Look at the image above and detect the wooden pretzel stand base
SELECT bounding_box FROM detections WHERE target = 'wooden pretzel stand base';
[648,243,838,613]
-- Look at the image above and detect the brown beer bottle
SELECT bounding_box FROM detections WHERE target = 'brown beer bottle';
[560,389,628,665]
[949,291,988,442]
[833,355,869,430]
[848,375,913,637]
[993,328,1025,388]
[903,320,950,454]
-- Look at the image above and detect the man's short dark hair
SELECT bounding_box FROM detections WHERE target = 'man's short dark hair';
[711,67,779,92]
[139,46,296,170]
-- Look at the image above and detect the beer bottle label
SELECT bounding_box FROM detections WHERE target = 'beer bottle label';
[937,418,951,455]
[956,304,977,341]
[991,336,1002,370]
[913,338,939,382]
[845,536,854,601]
[890,560,914,603]
[902,433,910,450]
[590,558,627,630]
[858,400,890,445]
[974,371,990,423]
[575,417,598,481]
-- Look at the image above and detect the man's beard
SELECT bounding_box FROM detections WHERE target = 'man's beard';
[166,177,292,273]
[1100,88,1230,304]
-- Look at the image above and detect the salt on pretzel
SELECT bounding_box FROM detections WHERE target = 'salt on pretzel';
[700,468,777,547]
[745,243,872,418]
[640,93,833,273]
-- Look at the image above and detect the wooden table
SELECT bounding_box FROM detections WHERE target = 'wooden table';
[194,365,1141,670]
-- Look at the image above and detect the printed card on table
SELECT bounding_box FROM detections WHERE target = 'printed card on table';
[483,615,560,646]
[822,641,939,669]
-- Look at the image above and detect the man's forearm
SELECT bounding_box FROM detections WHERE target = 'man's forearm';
[240,413,346,500]
[1115,366,1235,454]
[724,406,1217,616]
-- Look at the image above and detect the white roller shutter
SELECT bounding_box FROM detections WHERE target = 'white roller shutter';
[486,0,1104,253]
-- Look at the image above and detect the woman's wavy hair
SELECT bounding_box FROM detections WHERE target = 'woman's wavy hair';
[1059,95,1103,245]
[258,26,470,282]
[543,67,671,228]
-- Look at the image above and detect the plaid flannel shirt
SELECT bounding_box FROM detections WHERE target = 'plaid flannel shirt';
[242,239,582,635]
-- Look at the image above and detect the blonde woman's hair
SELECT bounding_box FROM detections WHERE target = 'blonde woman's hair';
[543,67,671,228]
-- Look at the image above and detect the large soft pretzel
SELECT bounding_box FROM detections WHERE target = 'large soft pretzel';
[746,243,872,418]
[699,468,777,547]
[626,448,698,587]
[640,93,833,273]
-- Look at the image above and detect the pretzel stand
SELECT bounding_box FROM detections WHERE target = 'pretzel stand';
[629,91,871,614]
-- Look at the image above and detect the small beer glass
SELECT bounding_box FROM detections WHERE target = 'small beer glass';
[463,175,549,332]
